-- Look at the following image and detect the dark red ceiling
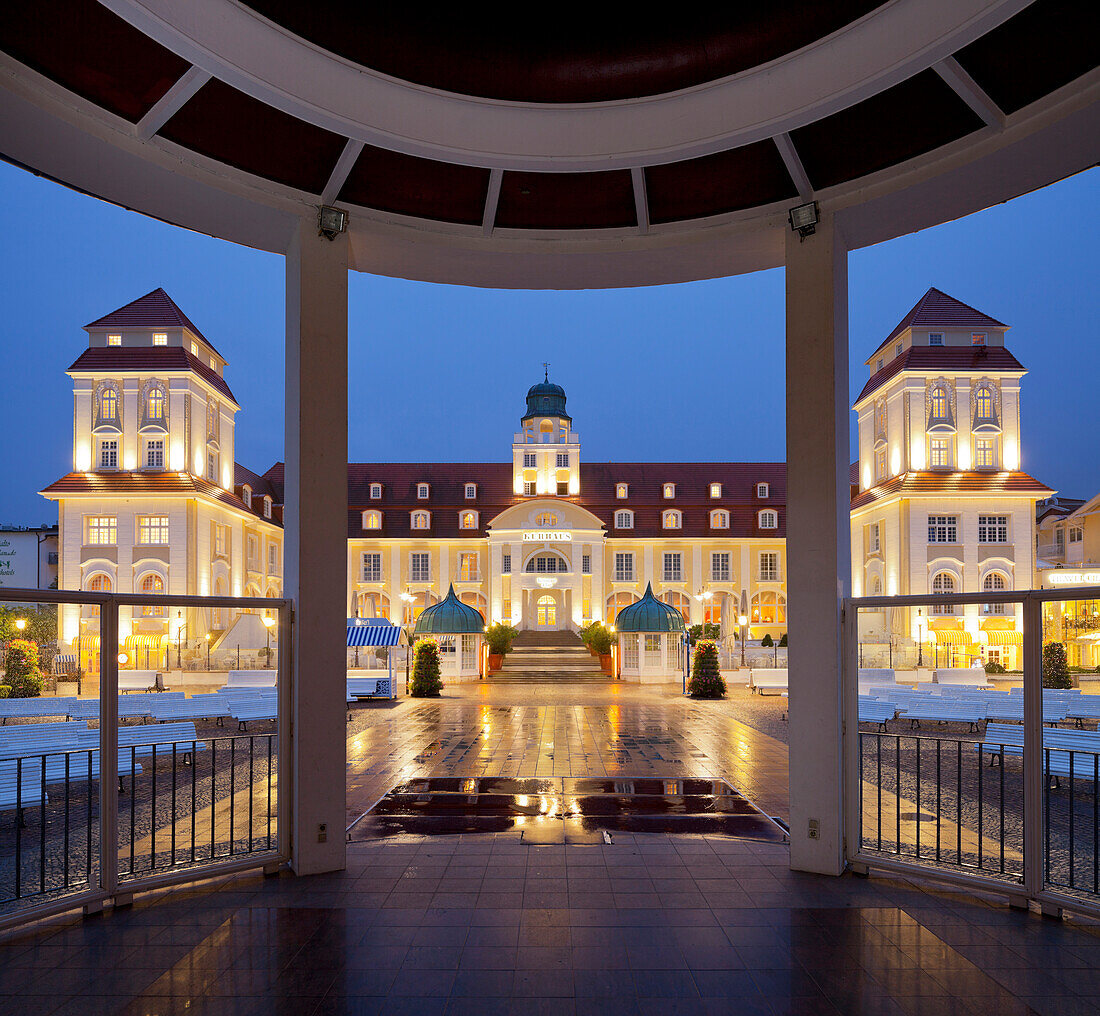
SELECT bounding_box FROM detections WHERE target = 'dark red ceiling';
[496,171,636,230]
[239,4,884,103]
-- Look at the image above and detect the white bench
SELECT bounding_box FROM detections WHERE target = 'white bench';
[897,699,985,732]
[934,668,992,688]
[118,671,164,693]
[749,669,788,695]
[858,669,896,695]
[0,761,47,817]
[347,677,394,700]
[0,722,142,789]
[982,723,1100,783]
[117,722,205,763]
[0,697,80,724]
[984,700,1068,726]
[230,699,277,731]
[149,694,231,723]
[225,670,277,689]
[859,697,897,730]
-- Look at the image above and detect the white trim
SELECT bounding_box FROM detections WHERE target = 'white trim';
[134,65,211,141]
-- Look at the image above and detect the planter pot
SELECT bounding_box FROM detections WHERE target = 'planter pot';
[599,654,614,676]
[588,646,599,656]
[487,654,503,671]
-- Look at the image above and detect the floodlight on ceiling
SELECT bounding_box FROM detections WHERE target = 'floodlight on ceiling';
[318,204,348,241]
[788,201,818,241]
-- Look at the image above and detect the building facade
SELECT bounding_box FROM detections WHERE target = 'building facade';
[849,288,1052,670]
[0,524,58,589]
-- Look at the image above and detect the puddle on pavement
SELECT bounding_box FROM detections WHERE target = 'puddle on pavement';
[349,776,787,843]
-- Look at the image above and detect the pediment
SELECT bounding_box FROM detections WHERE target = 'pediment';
[487,498,606,534]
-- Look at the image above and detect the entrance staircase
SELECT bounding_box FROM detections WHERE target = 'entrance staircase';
[489,630,608,683]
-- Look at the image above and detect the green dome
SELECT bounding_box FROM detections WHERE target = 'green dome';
[615,583,686,633]
[413,584,485,635]
[521,378,571,422]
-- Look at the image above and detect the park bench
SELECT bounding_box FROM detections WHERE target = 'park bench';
[148,693,231,723]
[347,676,393,700]
[117,722,205,764]
[748,669,787,695]
[0,761,47,820]
[982,722,1100,785]
[118,671,164,693]
[66,692,187,722]
[858,697,897,731]
[933,668,992,688]
[0,721,142,790]
[229,698,277,731]
[984,699,1067,726]
[224,670,277,690]
[858,669,896,695]
[896,699,985,732]
[0,697,79,724]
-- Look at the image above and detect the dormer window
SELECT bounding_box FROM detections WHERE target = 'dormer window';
[876,358,884,371]
[459,511,478,530]
[152,332,167,346]
[757,483,769,498]
[362,510,381,530]
[263,496,272,520]
[209,357,217,370]
[417,483,429,499]
[759,509,778,529]
[929,332,944,346]
[662,509,681,530]
[971,332,986,346]
[107,334,121,346]
[663,483,676,499]
[709,483,721,499]
[710,509,729,529]
[411,511,430,530]
[895,343,902,356]
[616,483,628,499]
[465,483,477,500]
[190,340,198,356]
[368,483,382,500]
[242,485,252,508]
[615,510,633,530]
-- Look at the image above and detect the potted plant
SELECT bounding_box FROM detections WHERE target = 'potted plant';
[485,622,519,671]
[410,639,443,697]
[588,623,614,675]
[687,641,727,699]
[580,622,598,655]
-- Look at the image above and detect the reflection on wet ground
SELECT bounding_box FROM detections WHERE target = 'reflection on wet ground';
[352,777,788,844]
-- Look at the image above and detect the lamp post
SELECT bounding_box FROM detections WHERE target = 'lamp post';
[738,612,748,667]
[262,615,275,667]
[176,610,182,669]
[694,589,712,643]
[917,608,924,667]
[14,618,26,633]
[205,632,211,670]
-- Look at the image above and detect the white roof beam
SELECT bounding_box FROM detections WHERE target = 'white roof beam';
[773,133,814,202]
[321,139,364,205]
[134,66,210,141]
[482,168,503,236]
[631,167,650,235]
[934,56,1005,129]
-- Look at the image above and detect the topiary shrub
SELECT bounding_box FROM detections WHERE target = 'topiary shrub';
[687,623,720,643]
[779,633,788,647]
[410,639,443,697]
[687,641,726,699]
[984,660,1007,675]
[0,685,11,699]
[485,622,519,657]
[760,633,774,648]
[588,623,613,657]
[4,639,44,698]
[1042,642,1072,689]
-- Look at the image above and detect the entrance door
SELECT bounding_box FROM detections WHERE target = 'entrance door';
[536,594,556,628]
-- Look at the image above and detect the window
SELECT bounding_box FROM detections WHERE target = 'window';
[247,534,259,569]
[711,553,730,582]
[615,510,633,529]
[928,515,958,543]
[459,511,478,530]
[502,553,511,574]
[263,497,272,520]
[616,483,628,499]
[100,387,118,422]
[362,510,381,530]
[370,483,382,499]
[145,439,164,469]
[978,515,1008,544]
[465,483,477,499]
[974,386,994,421]
[710,483,722,499]
[929,438,950,468]
[1069,525,1083,544]
[982,572,1007,614]
[1055,527,1065,553]
[662,510,681,529]
[268,544,278,573]
[99,439,118,469]
[582,553,591,574]
[411,511,430,530]
[931,571,956,614]
[663,483,675,499]
[190,340,198,355]
[458,553,478,581]
[523,481,536,496]
[523,453,537,468]
[663,553,682,582]
[614,553,634,582]
[751,591,786,624]
[242,486,252,508]
[757,483,769,498]
[929,332,944,346]
[895,343,903,357]
[410,552,430,582]
[876,448,887,479]
[876,358,884,371]
[758,510,778,529]
[556,453,569,468]
[759,552,779,581]
[358,549,380,579]
[976,438,994,468]
[146,385,165,422]
[526,555,561,573]
[152,332,167,346]
[534,512,558,527]
[85,515,117,546]
[138,515,169,544]
[971,332,986,346]
[876,399,887,435]
[710,510,729,529]
[869,523,880,553]
[417,483,429,499]
[107,334,121,346]
[140,573,166,616]
[930,386,948,421]
[86,573,111,615]
[214,524,229,558]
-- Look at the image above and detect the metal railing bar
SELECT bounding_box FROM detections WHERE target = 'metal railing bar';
[229,738,235,856]
[39,755,46,894]
[171,743,177,868]
[64,754,70,888]
[936,739,941,864]
[977,743,983,870]
[1070,750,1076,889]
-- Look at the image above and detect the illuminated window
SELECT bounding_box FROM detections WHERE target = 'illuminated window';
[417,483,429,499]
[138,515,169,544]
[535,512,558,527]
[242,486,252,508]
[100,387,118,422]
[759,552,779,581]
[662,510,681,529]
[711,553,730,582]
[107,334,121,346]
[209,357,216,370]
[663,483,676,499]
[974,386,994,421]
[459,553,478,581]
[362,510,381,530]
[85,516,117,546]
[982,571,1007,614]
[710,483,721,499]
[465,483,477,499]
[976,438,994,468]
[152,332,167,346]
[930,386,948,421]
[616,483,628,499]
[971,332,986,346]
[146,385,165,421]
[361,553,382,581]
[614,510,633,529]
[710,510,729,529]
[86,573,111,616]
[99,439,118,469]
[931,571,956,614]
[758,510,778,529]
[459,511,478,530]
[876,399,887,435]
[411,511,430,530]
[751,591,786,624]
[929,438,950,468]
[370,483,382,499]
[757,483,769,498]
[145,438,164,469]
[214,524,229,557]
[263,497,272,519]
[140,573,166,616]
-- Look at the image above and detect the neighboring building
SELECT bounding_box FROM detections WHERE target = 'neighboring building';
[0,523,59,589]
[40,290,283,673]
[850,288,1053,670]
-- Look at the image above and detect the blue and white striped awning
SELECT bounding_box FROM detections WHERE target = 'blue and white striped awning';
[347,619,405,647]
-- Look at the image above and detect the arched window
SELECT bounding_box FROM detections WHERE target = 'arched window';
[534,512,557,527]
[362,510,381,530]
[758,510,778,529]
[751,591,786,624]
[660,591,691,622]
[100,387,118,423]
[411,511,430,530]
[983,571,1008,615]
[146,385,165,422]
[876,399,887,435]
[615,483,628,499]
[615,510,633,529]
[974,386,994,421]
[212,576,227,629]
[85,573,112,616]
[459,511,478,530]
[606,591,638,623]
[872,576,882,596]
[710,510,729,529]
[140,573,166,617]
[662,510,681,529]
[930,386,948,421]
[931,571,956,615]
[526,554,564,573]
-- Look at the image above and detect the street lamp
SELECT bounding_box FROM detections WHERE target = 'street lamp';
[14,618,26,633]
[204,632,211,670]
[917,608,924,667]
[261,615,275,667]
[176,609,183,669]
[694,590,713,641]
[738,612,749,667]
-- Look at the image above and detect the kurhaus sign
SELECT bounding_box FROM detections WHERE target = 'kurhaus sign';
[523,531,572,542]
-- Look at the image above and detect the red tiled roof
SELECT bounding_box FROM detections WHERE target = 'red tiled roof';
[854,346,1024,405]
[850,470,1053,510]
[67,346,237,404]
[39,471,282,525]
[869,287,1007,358]
[84,288,223,357]
[234,463,279,502]
[260,461,787,539]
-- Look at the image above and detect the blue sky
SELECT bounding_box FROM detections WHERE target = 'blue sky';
[0,161,1096,525]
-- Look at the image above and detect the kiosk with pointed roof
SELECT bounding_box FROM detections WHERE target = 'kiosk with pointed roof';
[615,583,687,684]
[413,584,485,682]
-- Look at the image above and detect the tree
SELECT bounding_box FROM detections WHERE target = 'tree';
[687,641,726,699]
[760,633,774,648]
[4,639,44,698]
[687,622,720,643]
[1042,642,1072,689]
[410,639,443,697]
[778,633,788,647]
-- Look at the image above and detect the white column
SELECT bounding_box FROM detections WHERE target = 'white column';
[591,541,604,622]
[785,212,850,876]
[284,219,348,875]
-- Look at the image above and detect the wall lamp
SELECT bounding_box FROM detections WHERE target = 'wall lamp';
[788,201,818,241]
[318,205,348,241]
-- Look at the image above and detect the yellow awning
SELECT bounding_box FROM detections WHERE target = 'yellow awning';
[124,634,169,651]
[982,630,1022,647]
[75,634,100,651]
[929,629,973,646]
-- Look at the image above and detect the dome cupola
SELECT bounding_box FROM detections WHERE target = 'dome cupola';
[522,368,570,422]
